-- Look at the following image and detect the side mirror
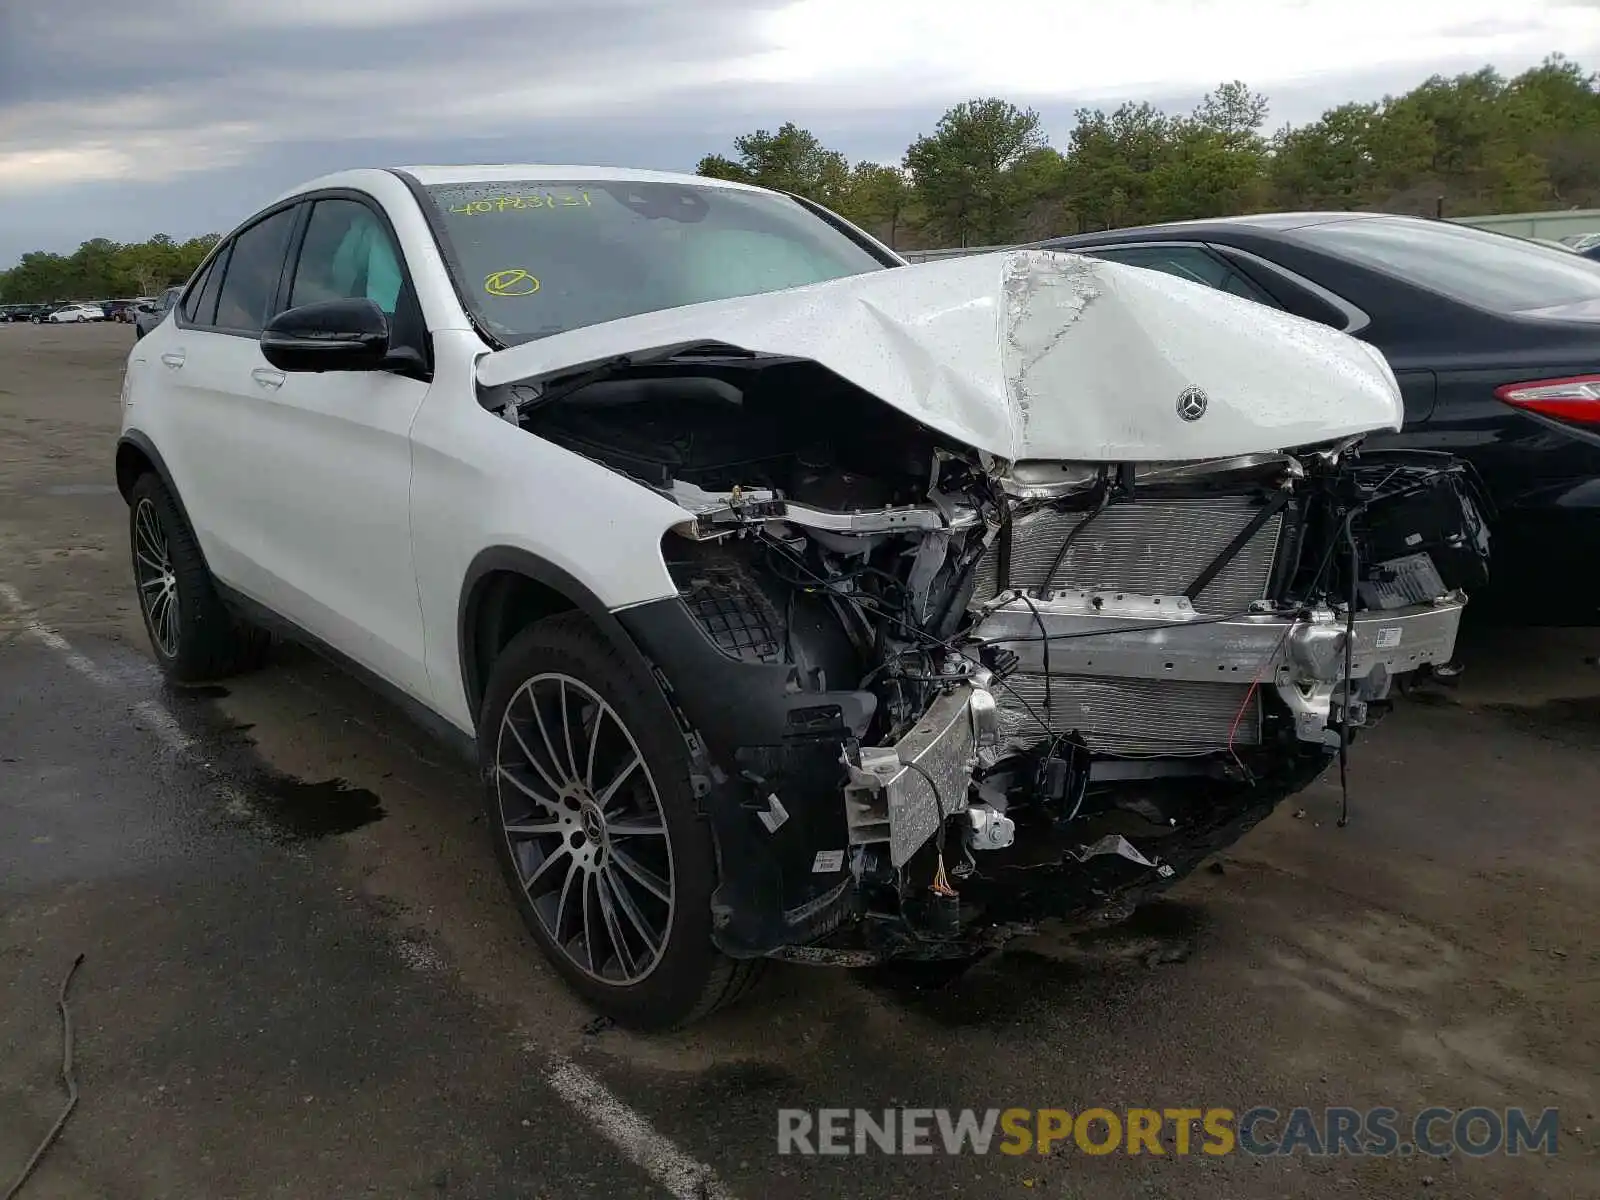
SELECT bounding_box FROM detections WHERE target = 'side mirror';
[260,297,390,373]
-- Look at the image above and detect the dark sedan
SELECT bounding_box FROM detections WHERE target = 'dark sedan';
[133,286,182,341]
[1038,213,1600,623]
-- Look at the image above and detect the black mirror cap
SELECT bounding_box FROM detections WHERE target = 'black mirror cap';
[260,297,390,372]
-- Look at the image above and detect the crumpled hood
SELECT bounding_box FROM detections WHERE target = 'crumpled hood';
[475,249,1403,462]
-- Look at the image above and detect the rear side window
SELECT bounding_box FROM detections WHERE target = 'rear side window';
[182,251,227,325]
[213,207,298,333]
[1087,244,1279,306]
[1295,217,1600,313]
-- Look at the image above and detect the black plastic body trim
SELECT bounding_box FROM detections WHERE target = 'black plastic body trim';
[114,430,213,572]
[456,546,660,729]
[216,582,477,765]
[615,596,875,752]
[615,595,868,958]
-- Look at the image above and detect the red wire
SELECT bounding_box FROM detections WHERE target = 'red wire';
[1227,623,1297,771]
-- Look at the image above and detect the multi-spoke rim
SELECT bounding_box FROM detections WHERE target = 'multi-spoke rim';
[495,673,675,985]
[133,498,179,657]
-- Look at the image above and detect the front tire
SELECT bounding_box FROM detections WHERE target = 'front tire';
[128,473,268,682]
[478,612,762,1029]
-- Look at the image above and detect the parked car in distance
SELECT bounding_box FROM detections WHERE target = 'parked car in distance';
[116,167,1481,1027]
[133,287,182,340]
[3,303,54,322]
[1038,213,1600,623]
[47,303,105,323]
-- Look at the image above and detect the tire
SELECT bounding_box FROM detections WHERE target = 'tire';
[128,473,269,683]
[478,612,763,1029]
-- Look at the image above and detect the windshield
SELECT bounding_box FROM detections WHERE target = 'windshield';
[423,179,890,345]
[1295,216,1600,313]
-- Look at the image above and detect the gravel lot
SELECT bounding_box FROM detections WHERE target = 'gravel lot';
[2,320,1598,1199]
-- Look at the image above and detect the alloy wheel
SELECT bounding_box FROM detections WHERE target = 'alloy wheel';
[494,673,675,984]
[133,498,180,657]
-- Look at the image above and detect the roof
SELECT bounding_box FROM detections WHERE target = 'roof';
[271,164,770,209]
[400,163,764,191]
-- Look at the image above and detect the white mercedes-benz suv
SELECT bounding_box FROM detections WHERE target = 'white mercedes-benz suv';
[117,165,1487,1027]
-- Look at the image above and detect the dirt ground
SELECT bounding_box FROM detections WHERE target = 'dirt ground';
[2,320,1598,1199]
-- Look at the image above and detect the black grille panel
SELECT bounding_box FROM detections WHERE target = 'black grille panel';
[681,574,783,663]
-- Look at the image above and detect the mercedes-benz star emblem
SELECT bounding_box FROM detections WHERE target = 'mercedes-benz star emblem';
[1176,386,1209,421]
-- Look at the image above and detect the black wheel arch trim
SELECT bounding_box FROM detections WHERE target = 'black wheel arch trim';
[116,430,212,573]
[456,546,672,733]
[455,548,855,957]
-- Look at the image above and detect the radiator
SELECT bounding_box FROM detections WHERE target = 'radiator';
[972,496,1283,617]
[975,496,1280,755]
[993,674,1260,757]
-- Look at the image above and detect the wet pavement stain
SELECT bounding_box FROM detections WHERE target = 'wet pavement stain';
[853,899,1208,1029]
[158,683,389,841]
[175,684,231,700]
[244,775,387,840]
[1486,695,1600,745]
[855,948,1086,1029]
[1069,896,1208,951]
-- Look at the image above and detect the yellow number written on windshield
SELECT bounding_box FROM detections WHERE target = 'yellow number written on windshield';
[450,193,592,215]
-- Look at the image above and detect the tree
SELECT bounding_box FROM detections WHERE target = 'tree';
[1061,101,1174,229]
[694,123,851,206]
[904,98,1046,245]
[0,233,218,302]
[840,162,915,247]
[1145,84,1272,220]
[18,54,1600,277]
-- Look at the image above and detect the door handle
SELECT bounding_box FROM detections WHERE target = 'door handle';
[160,351,185,369]
[251,367,286,390]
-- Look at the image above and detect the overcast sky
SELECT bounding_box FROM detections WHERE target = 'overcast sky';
[3,0,1600,265]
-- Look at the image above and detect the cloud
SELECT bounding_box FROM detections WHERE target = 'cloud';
[3,0,1600,261]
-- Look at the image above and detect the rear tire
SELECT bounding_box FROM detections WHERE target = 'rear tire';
[128,473,269,683]
[478,612,763,1029]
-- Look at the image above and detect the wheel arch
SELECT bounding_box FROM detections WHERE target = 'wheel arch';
[116,431,212,572]
[457,547,671,732]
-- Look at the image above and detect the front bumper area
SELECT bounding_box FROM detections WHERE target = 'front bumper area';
[841,683,1000,867]
[971,588,1466,750]
[830,590,1465,885]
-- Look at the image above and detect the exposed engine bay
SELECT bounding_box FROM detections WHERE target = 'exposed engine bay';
[484,342,1491,963]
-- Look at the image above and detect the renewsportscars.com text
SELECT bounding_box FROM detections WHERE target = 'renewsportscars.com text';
[776,1106,1560,1158]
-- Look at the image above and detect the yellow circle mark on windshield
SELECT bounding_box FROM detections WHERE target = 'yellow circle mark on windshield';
[485,269,540,297]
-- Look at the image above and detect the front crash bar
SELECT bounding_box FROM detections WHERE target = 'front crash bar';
[972,589,1464,685]
[971,588,1465,746]
[843,683,1000,867]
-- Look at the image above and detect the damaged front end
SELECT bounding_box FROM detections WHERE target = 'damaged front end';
[477,254,1490,965]
[483,356,1489,967]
